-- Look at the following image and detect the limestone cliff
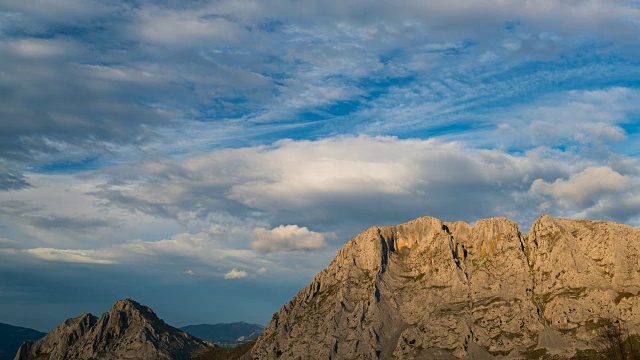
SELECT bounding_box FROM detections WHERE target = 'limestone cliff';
[250,215,640,359]
[15,299,213,360]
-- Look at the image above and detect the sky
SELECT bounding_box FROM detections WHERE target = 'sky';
[0,0,639,332]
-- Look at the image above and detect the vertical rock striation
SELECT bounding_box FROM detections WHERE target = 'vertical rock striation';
[251,215,640,359]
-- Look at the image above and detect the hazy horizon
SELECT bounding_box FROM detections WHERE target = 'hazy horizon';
[0,0,639,332]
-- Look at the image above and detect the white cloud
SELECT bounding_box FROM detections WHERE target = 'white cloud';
[9,38,68,57]
[90,136,595,229]
[224,268,248,279]
[133,6,244,46]
[25,248,116,265]
[530,166,632,206]
[0,237,21,249]
[251,225,328,254]
[3,221,327,280]
[577,194,640,224]
[491,87,640,151]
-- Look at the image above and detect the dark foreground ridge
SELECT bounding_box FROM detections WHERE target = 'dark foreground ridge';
[14,299,213,360]
[193,340,255,360]
[249,214,640,359]
[0,324,46,360]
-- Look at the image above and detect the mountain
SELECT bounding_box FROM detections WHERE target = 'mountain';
[181,322,263,346]
[249,215,640,359]
[0,324,46,360]
[14,299,213,360]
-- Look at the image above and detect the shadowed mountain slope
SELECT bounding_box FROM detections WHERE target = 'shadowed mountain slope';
[0,324,46,360]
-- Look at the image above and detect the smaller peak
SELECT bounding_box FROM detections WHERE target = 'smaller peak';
[62,312,96,326]
[530,214,557,228]
[110,299,152,316]
[410,215,443,223]
[115,298,138,305]
[473,216,520,231]
[111,298,142,309]
[108,298,162,324]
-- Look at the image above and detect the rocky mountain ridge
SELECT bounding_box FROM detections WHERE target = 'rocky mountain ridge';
[250,214,640,359]
[14,299,213,360]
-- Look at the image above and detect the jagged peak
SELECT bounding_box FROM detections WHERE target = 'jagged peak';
[15,299,212,360]
[62,312,96,323]
[106,298,163,325]
[55,312,97,332]
[110,298,143,310]
[472,216,521,235]
[476,215,516,222]
[110,298,152,313]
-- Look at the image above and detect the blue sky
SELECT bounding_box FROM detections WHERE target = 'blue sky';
[0,0,639,331]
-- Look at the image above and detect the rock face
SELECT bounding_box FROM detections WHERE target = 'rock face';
[15,299,213,360]
[250,215,640,359]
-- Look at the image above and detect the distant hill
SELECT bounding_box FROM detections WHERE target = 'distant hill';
[193,340,255,360]
[0,323,46,360]
[14,299,212,360]
[181,322,263,346]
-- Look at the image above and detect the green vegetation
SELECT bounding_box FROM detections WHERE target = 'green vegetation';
[539,287,588,304]
[471,296,506,308]
[487,349,511,357]
[557,327,578,337]
[314,284,338,304]
[193,340,255,360]
[520,347,569,360]
[572,348,598,359]
[361,269,375,282]
[503,332,525,340]
[428,285,450,290]
[401,273,425,282]
[593,319,640,360]
[614,292,636,305]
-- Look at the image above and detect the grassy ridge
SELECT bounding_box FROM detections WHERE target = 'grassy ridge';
[193,340,255,360]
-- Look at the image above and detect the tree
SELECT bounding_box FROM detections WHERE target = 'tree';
[594,318,639,360]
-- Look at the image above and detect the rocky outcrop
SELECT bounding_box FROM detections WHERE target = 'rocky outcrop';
[250,215,640,359]
[15,299,213,360]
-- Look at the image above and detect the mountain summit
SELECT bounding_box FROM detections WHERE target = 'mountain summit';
[15,299,212,360]
[250,215,640,359]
